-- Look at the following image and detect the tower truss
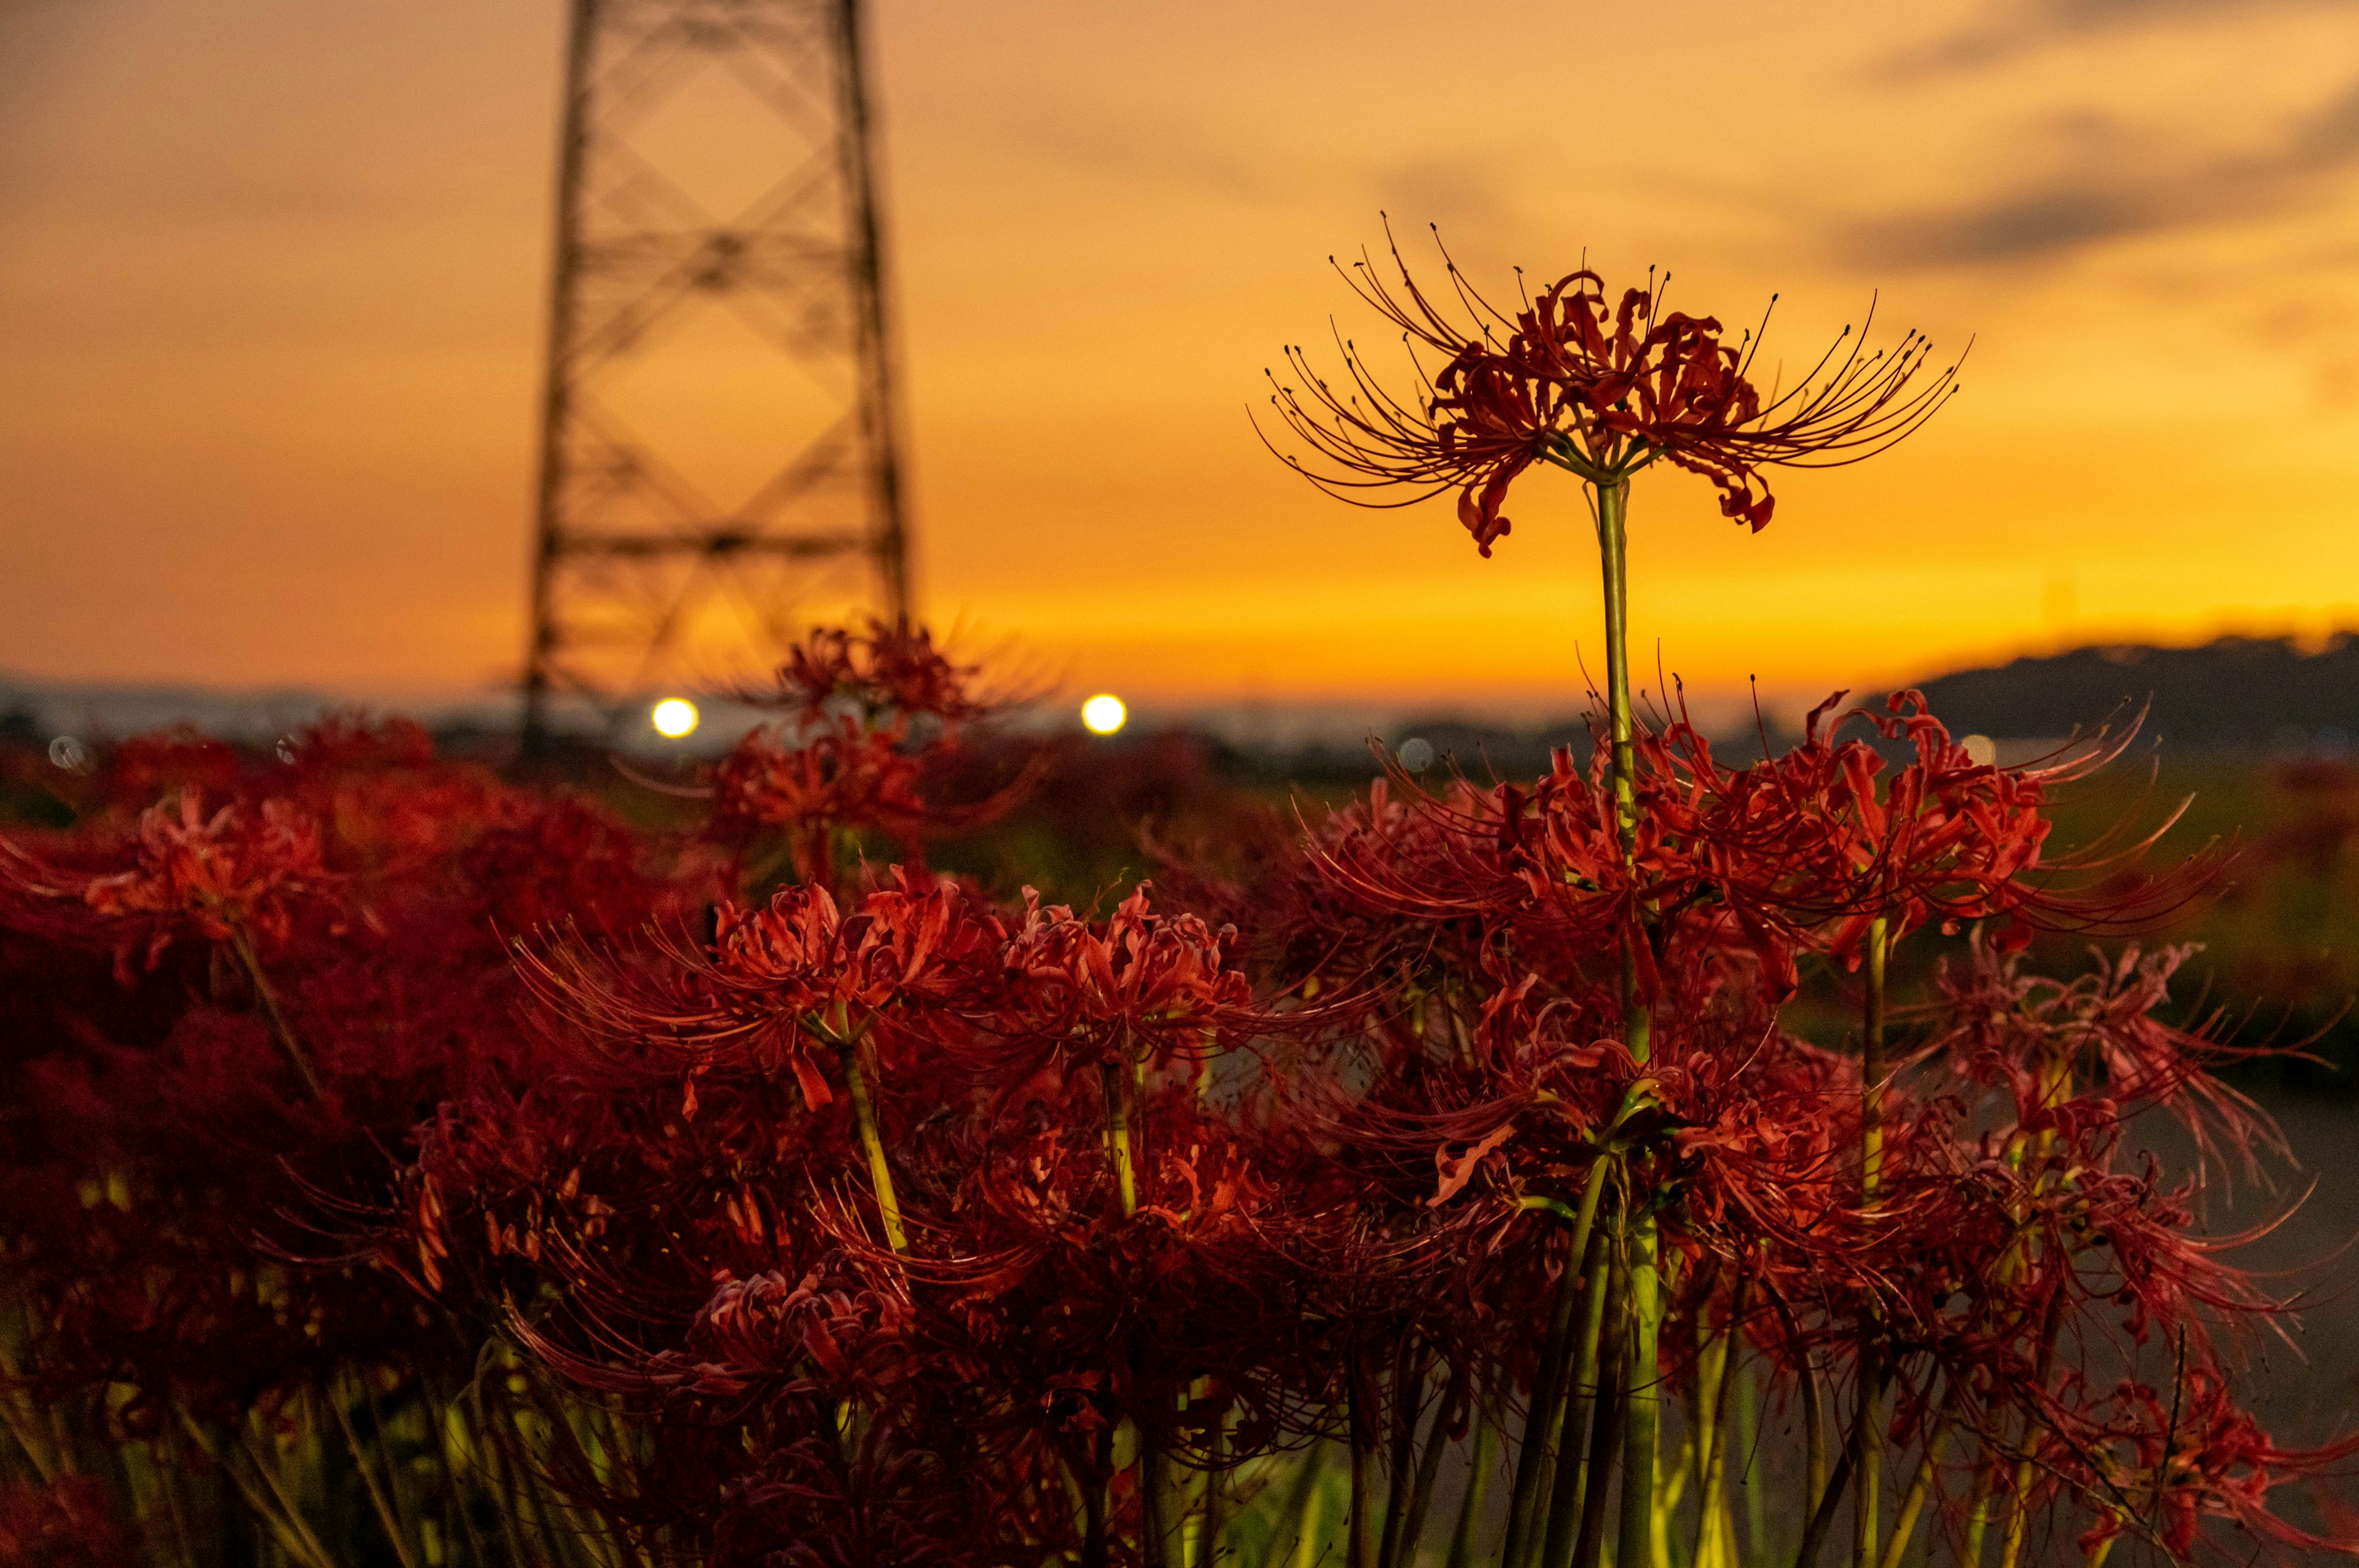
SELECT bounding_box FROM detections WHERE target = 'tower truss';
[522,0,910,744]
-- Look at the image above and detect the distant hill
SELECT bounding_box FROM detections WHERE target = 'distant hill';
[1915,636,2359,751]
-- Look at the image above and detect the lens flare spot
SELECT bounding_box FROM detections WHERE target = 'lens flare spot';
[1081,694,1127,735]
[651,698,700,739]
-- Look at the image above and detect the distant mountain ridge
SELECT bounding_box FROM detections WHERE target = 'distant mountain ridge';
[1915,636,2359,751]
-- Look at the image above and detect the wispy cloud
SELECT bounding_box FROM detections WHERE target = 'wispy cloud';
[1843,77,2359,268]
[1882,0,2355,79]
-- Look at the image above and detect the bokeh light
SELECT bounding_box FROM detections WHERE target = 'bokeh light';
[651,697,700,739]
[1080,693,1127,735]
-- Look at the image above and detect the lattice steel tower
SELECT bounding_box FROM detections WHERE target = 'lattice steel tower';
[522,0,911,746]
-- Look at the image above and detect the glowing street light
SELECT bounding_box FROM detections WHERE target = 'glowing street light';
[651,697,700,739]
[1080,693,1127,735]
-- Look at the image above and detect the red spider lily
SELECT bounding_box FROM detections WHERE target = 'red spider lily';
[1928,937,2280,1173]
[759,617,1000,725]
[1,792,328,970]
[982,883,1259,1075]
[521,869,1001,1113]
[1262,224,1960,554]
[12,625,2357,1568]
[708,717,1039,895]
[711,717,936,885]
[2054,1367,2359,1558]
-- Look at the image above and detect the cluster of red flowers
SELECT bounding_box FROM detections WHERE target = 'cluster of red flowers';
[0,618,2347,1568]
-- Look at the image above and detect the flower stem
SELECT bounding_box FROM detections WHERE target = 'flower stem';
[230,926,324,1099]
[1197,1397,1229,1568]
[1100,1059,1138,1219]
[1595,480,1639,867]
[1387,1360,1463,1568]
[839,1036,905,1254]
[1348,1351,1378,1568]
[1736,1362,1768,1565]
[1856,913,1890,1568]
[1504,1156,1611,1568]
[1547,1235,1622,1566]
[1877,1419,1947,1568]
[1960,1468,1992,1568]
[1542,1231,1614,1567]
[1595,477,1649,1070]
[1568,1241,1629,1568]
[1594,473,1665,1568]
[1618,1203,1664,1568]
[1691,1266,1752,1568]
[1446,1378,1504,1568]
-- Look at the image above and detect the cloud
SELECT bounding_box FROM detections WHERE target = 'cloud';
[988,104,1278,205]
[1843,78,2359,268]
[1883,0,2356,79]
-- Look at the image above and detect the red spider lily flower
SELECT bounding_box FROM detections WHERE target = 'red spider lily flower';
[1930,937,2279,1172]
[709,714,1040,892]
[2064,1367,2359,1557]
[757,617,1000,725]
[984,882,1258,1074]
[1262,223,1961,554]
[711,717,933,882]
[1779,693,2213,966]
[523,871,1000,1112]
[1,792,329,971]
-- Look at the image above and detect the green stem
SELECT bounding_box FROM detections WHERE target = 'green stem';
[230,926,324,1099]
[1079,1441,1111,1568]
[1540,1232,1614,1568]
[1348,1354,1379,1568]
[840,1033,906,1253]
[1143,1435,1176,1568]
[1960,1467,1992,1568]
[1101,1059,1139,1219]
[1568,1244,1629,1568]
[1794,1446,1858,1568]
[1736,1362,1768,1566]
[1380,1338,1431,1568]
[328,1379,421,1568]
[1857,914,1890,1568]
[1618,1204,1664,1568]
[1199,1400,1229,1568]
[1390,1363,1463,1568]
[1504,1157,1612,1568]
[1596,479,1638,864]
[1877,1422,1947,1568]
[1446,1379,1504,1568]
[1594,475,1664,1568]
[1692,1267,1752,1568]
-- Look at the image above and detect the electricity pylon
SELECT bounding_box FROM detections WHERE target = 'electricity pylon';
[521,0,912,748]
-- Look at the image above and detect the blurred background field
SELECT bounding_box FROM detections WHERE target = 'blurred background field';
[12,684,2359,1096]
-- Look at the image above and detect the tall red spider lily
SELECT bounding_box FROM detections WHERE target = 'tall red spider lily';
[710,716,1038,892]
[710,717,937,887]
[754,617,1004,725]
[1262,223,1960,554]
[703,625,1042,899]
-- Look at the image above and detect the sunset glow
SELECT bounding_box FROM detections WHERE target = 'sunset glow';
[3,1,2355,716]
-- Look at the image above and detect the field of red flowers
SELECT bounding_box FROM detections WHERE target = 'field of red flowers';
[6,246,2357,1568]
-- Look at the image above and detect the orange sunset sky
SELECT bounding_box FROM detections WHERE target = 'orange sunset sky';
[4,0,2358,722]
